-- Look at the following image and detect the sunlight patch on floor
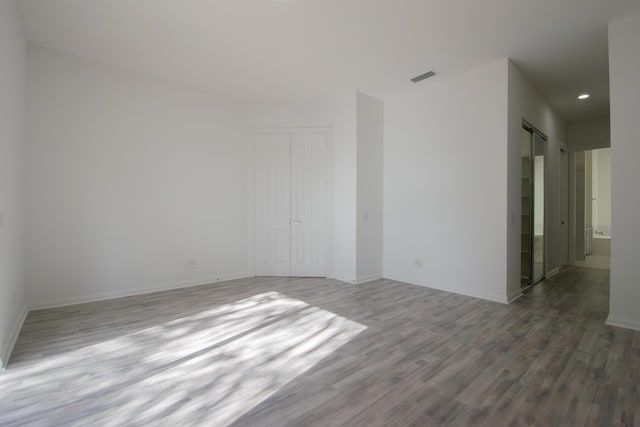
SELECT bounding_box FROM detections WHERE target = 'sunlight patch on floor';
[0,292,366,426]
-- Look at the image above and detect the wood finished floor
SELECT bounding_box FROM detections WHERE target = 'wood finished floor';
[1,267,639,426]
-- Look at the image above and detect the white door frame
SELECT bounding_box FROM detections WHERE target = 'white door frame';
[567,141,611,266]
[247,127,333,277]
[559,143,570,266]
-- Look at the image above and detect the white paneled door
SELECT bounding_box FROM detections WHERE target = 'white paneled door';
[290,133,327,276]
[254,132,327,277]
[254,134,291,276]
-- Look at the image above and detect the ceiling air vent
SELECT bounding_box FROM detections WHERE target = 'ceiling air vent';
[410,71,437,83]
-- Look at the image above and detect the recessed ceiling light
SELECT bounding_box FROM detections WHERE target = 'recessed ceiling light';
[578,93,590,100]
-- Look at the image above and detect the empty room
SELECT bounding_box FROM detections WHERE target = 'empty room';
[1,0,640,425]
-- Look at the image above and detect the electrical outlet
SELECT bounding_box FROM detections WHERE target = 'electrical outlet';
[185,259,198,270]
[414,258,423,269]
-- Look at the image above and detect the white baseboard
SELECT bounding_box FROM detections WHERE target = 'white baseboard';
[546,267,561,278]
[507,291,523,303]
[328,274,357,284]
[355,274,383,284]
[383,274,509,304]
[29,272,252,310]
[0,306,29,370]
[606,315,640,331]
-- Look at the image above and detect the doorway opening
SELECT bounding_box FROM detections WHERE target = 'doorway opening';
[574,148,611,270]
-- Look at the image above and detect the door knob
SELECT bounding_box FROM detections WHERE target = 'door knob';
[292,220,302,225]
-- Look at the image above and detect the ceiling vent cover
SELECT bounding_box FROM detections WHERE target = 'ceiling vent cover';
[410,71,437,83]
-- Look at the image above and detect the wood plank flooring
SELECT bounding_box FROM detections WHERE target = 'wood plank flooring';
[1,267,638,426]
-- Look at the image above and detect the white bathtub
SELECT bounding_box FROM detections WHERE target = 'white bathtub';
[592,234,611,256]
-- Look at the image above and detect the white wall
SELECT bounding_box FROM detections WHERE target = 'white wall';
[356,92,384,283]
[507,60,568,301]
[592,149,611,235]
[26,46,248,308]
[596,149,611,234]
[585,151,593,231]
[574,151,586,260]
[246,95,358,283]
[0,0,27,369]
[608,14,640,331]
[384,59,509,303]
[568,118,610,150]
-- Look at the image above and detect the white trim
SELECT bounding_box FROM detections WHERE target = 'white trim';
[355,274,383,284]
[248,127,333,278]
[325,128,334,279]
[0,306,28,370]
[570,142,611,152]
[546,267,560,278]
[543,132,549,283]
[328,274,357,284]
[246,127,256,277]
[248,126,333,133]
[383,274,509,304]
[559,143,571,266]
[29,273,252,310]
[606,315,640,331]
[568,148,577,265]
[507,291,523,303]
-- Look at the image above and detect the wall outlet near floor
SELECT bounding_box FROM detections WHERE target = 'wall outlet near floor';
[414,258,423,269]
[185,259,198,270]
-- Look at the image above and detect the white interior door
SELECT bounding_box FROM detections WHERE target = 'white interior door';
[291,133,327,277]
[254,133,291,276]
[559,147,569,265]
[254,131,327,277]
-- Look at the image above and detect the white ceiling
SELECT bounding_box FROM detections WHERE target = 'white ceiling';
[17,0,640,123]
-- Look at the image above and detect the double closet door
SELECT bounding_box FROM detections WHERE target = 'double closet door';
[254,131,327,277]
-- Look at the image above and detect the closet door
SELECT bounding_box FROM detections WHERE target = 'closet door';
[254,131,327,277]
[531,133,545,284]
[254,133,291,276]
[520,127,532,287]
[520,124,546,288]
[291,133,327,277]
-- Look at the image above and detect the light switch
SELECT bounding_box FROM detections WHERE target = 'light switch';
[362,211,369,222]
